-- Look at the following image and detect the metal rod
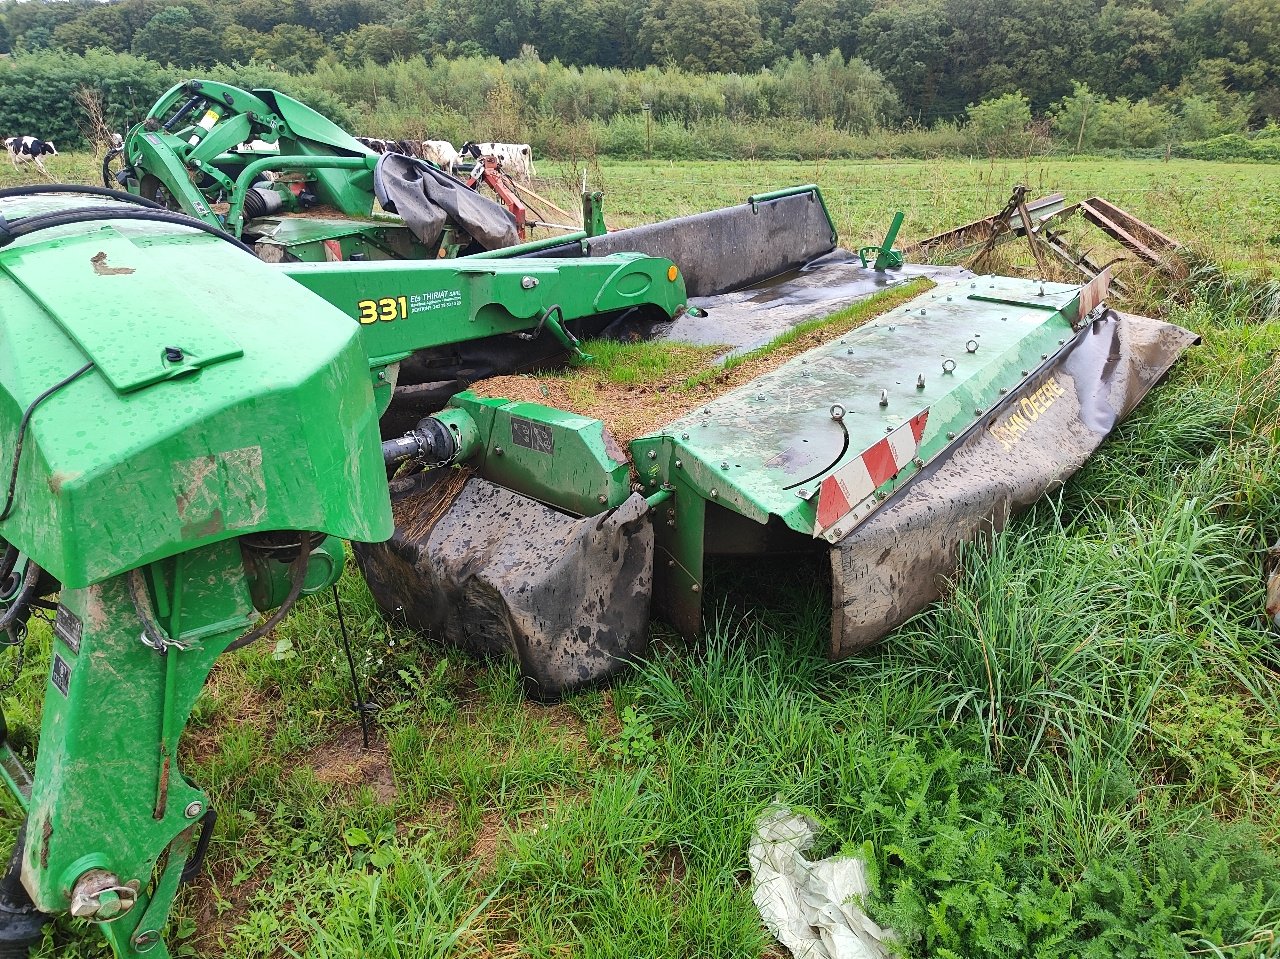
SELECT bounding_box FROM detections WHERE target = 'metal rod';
[467,230,588,259]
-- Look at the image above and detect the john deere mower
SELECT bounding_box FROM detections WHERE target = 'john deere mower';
[0,80,1194,955]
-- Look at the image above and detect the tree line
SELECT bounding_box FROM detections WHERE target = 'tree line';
[0,0,1275,126]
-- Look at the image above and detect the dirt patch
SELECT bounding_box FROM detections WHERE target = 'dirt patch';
[304,726,397,804]
[652,845,688,893]
[524,701,590,753]
[470,810,507,874]
[182,675,277,769]
[600,690,623,738]
[470,279,933,445]
[184,854,267,957]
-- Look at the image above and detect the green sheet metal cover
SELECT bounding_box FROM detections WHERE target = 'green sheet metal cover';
[0,199,392,588]
[650,277,1086,534]
[4,229,243,393]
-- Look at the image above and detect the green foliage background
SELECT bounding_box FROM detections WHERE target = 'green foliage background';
[0,0,1277,158]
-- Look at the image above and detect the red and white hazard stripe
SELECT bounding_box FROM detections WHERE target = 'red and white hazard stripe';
[813,408,929,541]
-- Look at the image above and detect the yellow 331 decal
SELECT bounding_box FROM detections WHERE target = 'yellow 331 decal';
[357,296,408,324]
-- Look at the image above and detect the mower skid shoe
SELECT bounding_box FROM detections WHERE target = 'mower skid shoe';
[829,310,1198,657]
[356,474,653,700]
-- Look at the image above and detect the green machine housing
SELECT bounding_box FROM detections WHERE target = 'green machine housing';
[0,185,688,958]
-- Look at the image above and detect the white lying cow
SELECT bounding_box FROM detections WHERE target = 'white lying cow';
[464,141,536,181]
[5,136,58,176]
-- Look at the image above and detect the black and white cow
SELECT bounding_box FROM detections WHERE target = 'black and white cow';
[5,136,58,176]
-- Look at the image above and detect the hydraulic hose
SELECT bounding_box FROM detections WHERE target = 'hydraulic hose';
[0,207,255,255]
[0,184,160,208]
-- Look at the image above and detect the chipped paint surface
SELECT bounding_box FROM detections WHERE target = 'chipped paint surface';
[172,447,267,539]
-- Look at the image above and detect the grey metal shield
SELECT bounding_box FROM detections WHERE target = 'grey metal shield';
[354,472,653,700]
[829,310,1199,657]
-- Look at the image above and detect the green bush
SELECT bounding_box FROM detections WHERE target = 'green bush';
[966,92,1036,157]
[1174,123,1280,161]
[0,49,177,146]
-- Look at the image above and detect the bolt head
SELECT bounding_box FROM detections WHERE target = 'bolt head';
[691,584,701,593]
[674,459,682,468]
[184,801,203,819]
[598,494,608,505]
[680,432,689,440]
[96,890,123,919]
[647,450,657,460]
[133,930,160,952]
[520,276,538,289]
[493,446,504,456]
[710,488,718,498]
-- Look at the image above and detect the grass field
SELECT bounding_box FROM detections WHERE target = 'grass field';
[1,155,1278,958]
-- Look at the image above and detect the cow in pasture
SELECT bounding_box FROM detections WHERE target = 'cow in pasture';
[462,141,536,180]
[420,139,461,174]
[5,136,58,176]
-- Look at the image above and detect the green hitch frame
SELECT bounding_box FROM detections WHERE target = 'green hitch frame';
[225,154,376,237]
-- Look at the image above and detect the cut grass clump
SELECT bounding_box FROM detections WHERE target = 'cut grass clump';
[682,276,934,390]
[472,277,933,444]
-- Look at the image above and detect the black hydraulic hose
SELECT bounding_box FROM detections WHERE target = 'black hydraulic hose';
[0,562,41,632]
[0,207,255,255]
[225,532,313,653]
[163,94,206,133]
[0,362,96,523]
[101,150,123,190]
[128,567,176,651]
[0,547,17,586]
[0,184,160,208]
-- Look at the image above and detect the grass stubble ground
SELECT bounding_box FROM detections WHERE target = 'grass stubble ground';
[0,153,1277,958]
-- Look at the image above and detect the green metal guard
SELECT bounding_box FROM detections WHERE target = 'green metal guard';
[858,211,906,270]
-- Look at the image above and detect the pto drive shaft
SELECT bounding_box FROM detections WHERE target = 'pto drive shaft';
[383,408,479,467]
